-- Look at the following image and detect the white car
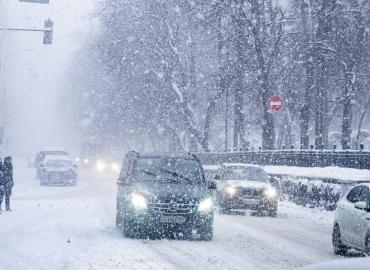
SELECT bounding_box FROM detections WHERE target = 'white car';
[214,163,278,216]
[35,147,69,179]
[332,183,370,255]
[39,155,78,186]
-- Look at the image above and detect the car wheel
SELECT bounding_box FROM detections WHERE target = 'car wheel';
[122,215,141,239]
[198,223,213,241]
[219,205,230,215]
[268,205,278,217]
[332,224,348,256]
[116,212,123,230]
[365,234,370,256]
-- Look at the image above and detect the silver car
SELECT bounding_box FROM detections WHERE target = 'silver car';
[214,163,278,216]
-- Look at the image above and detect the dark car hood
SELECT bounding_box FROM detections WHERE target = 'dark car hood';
[130,182,207,203]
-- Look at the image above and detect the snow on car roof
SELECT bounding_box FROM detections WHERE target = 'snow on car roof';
[40,147,67,152]
[202,165,220,171]
[222,163,263,169]
[44,155,72,162]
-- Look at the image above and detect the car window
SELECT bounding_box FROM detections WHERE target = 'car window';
[46,160,71,167]
[221,166,269,182]
[133,157,203,184]
[346,186,363,203]
[359,186,370,202]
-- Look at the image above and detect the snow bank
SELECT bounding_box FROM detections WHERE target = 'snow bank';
[300,257,370,270]
[264,166,370,183]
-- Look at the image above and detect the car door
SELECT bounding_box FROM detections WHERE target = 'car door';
[215,166,226,191]
[338,185,363,245]
[352,186,370,249]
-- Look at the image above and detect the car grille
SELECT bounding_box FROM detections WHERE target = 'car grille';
[149,199,197,214]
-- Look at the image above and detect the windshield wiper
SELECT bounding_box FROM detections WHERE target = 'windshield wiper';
[159,169,193,184]
[159,178,181,184]
[140,169,157,177]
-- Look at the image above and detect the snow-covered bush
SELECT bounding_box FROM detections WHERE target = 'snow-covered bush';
[276,176,346,211]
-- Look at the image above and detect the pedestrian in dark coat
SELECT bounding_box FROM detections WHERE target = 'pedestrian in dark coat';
[1,156,13,211]
[0,159,4,211]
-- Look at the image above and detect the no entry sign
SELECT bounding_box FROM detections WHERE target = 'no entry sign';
[268,96,284,111]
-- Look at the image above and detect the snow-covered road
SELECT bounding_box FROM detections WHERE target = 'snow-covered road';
[0,161,340,270]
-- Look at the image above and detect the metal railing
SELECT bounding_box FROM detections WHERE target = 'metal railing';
[196,150,370,170]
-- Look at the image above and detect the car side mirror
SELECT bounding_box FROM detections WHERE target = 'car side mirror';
[208,180,217,190]
[354,201,369,211]
[269,177,279,186]
[214,175,220,180]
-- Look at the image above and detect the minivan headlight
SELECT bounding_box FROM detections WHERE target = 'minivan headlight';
[226,186,237,197]
[130,193,147,209]
[96,160,106,172]
[111,163,120,172]
[264,187,277,199]
[198,198,213,212]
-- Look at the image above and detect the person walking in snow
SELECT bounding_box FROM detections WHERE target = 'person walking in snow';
[0,158,4,211]
[1,156,13,211]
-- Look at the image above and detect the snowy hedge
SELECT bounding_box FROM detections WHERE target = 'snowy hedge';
[275,176,347,211]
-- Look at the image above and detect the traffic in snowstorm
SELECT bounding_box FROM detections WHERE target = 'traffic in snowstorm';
[1,1,370,270]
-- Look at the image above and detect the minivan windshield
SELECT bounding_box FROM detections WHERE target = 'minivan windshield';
[221,166,269,182]
[46,160,72,168]
[133,157,203,185]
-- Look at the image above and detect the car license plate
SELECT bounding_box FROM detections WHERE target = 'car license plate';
[160,216,186,224]
[242,199,259,205]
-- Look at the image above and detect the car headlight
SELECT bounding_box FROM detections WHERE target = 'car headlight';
[111,163,120,172]
[130,193,147,209]
[198,197,213,212]
[75,158,80,163]
[84,158,89,164]
[96,161,106,172]
[264,187,277,199]
[225,186,237,197]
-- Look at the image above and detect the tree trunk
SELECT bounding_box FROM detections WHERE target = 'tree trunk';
[313,0,336,149]
[233,1,246,152]
[250,0,275,150]
[341,71,354,149]
[299,0,313,149]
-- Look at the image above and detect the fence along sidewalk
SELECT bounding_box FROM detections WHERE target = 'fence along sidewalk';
[196,150,370,170]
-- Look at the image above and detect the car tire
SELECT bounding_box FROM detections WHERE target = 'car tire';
[332,224,348,256]
[122,215,141,239]
[219,205,230,215]
[198,223,213,241]
[365,234,370,256]
[268,204,278,217]
[116,212,123,230]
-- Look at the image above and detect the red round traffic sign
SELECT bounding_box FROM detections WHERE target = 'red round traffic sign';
[267,96,284,111]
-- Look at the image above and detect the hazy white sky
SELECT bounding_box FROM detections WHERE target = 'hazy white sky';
[4,0,96,155]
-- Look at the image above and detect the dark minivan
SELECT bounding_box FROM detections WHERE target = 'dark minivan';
[116,151,216,240]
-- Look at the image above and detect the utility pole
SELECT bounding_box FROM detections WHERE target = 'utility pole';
[0,19,54,45]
